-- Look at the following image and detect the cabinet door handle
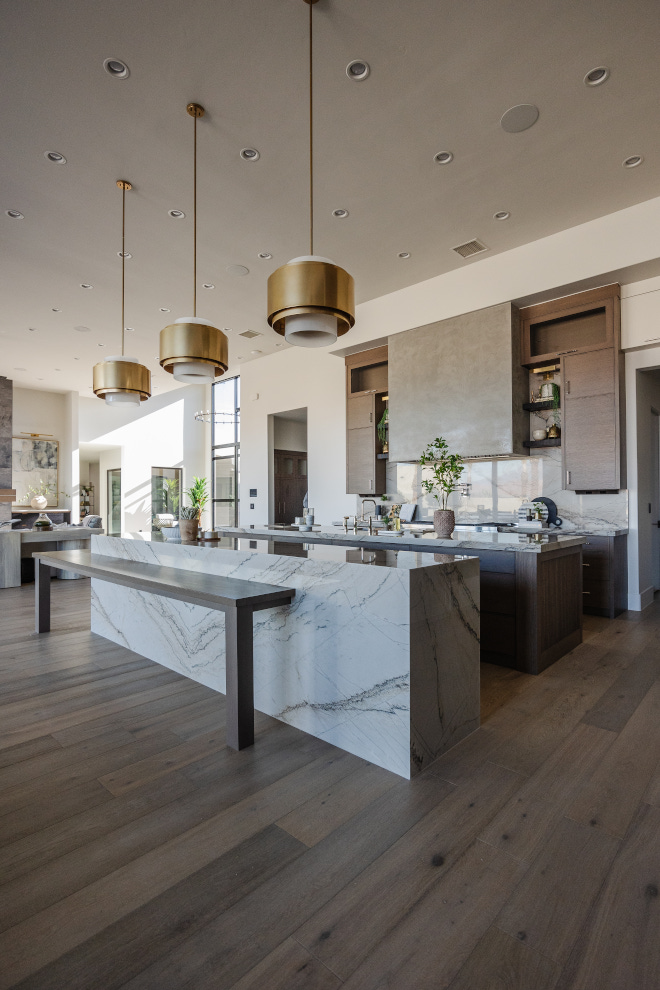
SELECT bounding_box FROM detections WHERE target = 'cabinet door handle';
[566,380,570,394]
[557,349,578,355]
[369,479,373,491]
[582,562,590,567]
[369,412,373,423]
[582,591,591,596]
[566,470,572,485]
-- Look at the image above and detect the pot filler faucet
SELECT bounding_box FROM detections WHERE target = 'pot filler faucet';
[361,498,377,519]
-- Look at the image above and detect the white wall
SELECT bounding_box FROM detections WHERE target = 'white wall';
[12,386,77,512]
[273,415,307,452]
[78,385,211,534]
[239,348,352,526]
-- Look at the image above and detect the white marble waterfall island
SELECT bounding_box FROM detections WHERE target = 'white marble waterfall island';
[90,535,480,778]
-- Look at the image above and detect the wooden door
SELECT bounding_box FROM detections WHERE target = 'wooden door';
[274,450,307,524]
[562,348,619,490]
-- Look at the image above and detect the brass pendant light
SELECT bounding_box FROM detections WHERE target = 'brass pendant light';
[267,0,355,347]
[160,103,228,383]
[93,181,151,405]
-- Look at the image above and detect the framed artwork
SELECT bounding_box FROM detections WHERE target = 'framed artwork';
[12,437,60,506]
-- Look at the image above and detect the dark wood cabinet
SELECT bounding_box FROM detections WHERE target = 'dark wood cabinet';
[581,534,628,617]
[273,449,308,524]
[520,284,624,492]
[345,346,388,496]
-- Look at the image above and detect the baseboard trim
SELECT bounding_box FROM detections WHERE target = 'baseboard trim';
[628,586,655,611]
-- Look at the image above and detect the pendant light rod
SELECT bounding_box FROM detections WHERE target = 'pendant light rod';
[116,179,132,356]
[304,0,320,255]
[187,102,205,318]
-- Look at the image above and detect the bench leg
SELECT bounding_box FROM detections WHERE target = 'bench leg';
[224,606,255,750]
[35,561,52,633]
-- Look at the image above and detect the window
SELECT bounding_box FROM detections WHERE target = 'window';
[211,376,240,528]
[107,468,121,535]
[151,467,182,532]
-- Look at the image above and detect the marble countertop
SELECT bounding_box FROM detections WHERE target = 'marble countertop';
[127,534,467,570]
[216,525,586,554]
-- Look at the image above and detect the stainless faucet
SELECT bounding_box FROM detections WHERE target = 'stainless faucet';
[361,498,377,520]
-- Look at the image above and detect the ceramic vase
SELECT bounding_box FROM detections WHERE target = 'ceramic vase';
[178,519,199,541]
[433,508,455,539]
[31,495,48,510]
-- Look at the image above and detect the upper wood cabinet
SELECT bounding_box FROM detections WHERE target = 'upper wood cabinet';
[345,346,388,495]
[520,283,619,367]
[520,283,624,492]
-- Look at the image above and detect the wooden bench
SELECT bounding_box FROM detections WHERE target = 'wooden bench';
[33,549,295,751]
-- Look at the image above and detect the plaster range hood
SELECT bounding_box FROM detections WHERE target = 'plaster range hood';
[387,302,529,462]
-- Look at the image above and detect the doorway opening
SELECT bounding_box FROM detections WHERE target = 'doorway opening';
[269,409,308,525]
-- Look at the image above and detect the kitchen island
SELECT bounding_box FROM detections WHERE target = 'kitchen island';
[219,526,586,675]
[89,535,480,779]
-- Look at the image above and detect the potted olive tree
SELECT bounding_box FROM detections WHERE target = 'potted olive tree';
[419,437,465,538]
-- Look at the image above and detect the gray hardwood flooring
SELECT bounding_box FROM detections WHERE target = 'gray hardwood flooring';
[0,578,659,989]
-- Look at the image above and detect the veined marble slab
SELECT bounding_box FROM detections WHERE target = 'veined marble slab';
[90,536,480,779]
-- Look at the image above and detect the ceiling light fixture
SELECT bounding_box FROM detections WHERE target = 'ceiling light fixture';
[398,251,411,259]
[159,307,171,312]
[168,209,185,219]
[93,180,151,406]
[267,0,355,348]
[332,208,349,218]
[493,211,511,220]
[159,104,228,384]
[346,59,370,81]
[80,283,93,289]
[240,148,260,161]
[51,307,61,312]
[117,251,132,259]
[226,264,249,276]
[6,210,24,219]
[433,151,454,164]
[202,283,215,289]
[103,57,130,79]
[584,66,609,86]
[28,328,38,333]
[258,252,272,260]
[74,325,91,333]
[623,155,643,168]
[44,151,67,164]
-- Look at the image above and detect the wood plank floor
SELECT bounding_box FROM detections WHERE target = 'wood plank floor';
[1,578,659,989]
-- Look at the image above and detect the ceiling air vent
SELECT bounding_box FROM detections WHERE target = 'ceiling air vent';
[239,330,262,339]
[452,239,488,259]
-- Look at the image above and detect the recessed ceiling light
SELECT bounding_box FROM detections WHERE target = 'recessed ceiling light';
[202,283,215,289]
[74,325,90,333]
[103,57,130,79]
[500,104,539,133]
[6,209,24,219]
[74,357,80,360]
[584,66,610,86]
[51,307,61,312]
[332,208,349,218]
[493,211,511,221]
[251,349,262,355]
[346,60,370,81]
[28,327,38,333]
[125,327,135,332]
[433,151,454,165]
[159,307,171,313]
[98,343,105,347]
[275,342,283,347]
[398,251,411,259]
[240,148,260,161]
[236,355,244,360]
[623,155,643,168]
[226,264,249,276]
[117,251,132,259]
[257,252,272,260]
[44,151,67,164]
[55,368,61,371]
[80,283,93,289]
[168,209,185,219]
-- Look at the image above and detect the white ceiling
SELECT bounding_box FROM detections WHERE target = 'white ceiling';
[2,0,660,397]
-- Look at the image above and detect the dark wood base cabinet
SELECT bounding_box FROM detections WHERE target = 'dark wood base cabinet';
[581,534,628,618]
[479,545,583,675]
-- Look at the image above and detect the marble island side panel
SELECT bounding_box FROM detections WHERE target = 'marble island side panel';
[89,536,480,778]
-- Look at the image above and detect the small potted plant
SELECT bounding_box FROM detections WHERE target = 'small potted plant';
[419,436,465,538]
[178,505,200,541]
[184,476,209,526]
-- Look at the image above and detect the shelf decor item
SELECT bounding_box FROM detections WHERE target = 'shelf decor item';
[178,505,200,541]
[93,181,151,405]
[419,436,465,538]
[33,513,53,531]
[266,0,355,347]
[159,105,228,383]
